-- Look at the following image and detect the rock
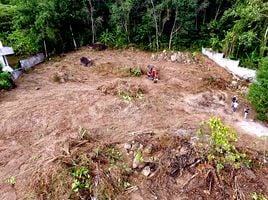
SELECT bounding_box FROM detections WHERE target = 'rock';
[35,87,40,90]
[80,57,93,66]
[171,54,177,62]
[124,143,132,151]
[141,166,151,177]
[151,54,157,60]
[132,156,140,169]
[59,78,65,83]
[231,80,238,88]
[179,146,188,155]
[131,142,139,151]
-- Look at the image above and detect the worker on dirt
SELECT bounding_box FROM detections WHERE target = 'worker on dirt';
[147,64,158,83]
[231,95,238,112]
[244,106,250,119]
[232,96,237,104]
[232,100,238,113]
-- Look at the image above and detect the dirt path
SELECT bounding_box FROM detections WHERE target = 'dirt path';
[0,48,267,199]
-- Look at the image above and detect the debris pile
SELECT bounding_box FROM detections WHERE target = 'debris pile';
[151,50,196,64]
[97,80,147,99]
[31,126,268,200]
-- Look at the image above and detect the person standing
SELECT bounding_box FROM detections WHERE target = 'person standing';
[244,106,250,119]
[232,100,238,112]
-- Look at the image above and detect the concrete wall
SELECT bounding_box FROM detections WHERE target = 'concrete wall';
[202,48,256,81]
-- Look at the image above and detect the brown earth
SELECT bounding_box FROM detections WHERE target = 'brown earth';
[0,48,267,200]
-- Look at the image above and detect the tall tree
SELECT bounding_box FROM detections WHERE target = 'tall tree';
[168,0,197,49]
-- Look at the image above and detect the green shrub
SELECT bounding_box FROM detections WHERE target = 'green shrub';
[71,166,91,193]
[130,67,143,77]
[198,117,250,171]
[248,57,268,121]
[0,71,13,90]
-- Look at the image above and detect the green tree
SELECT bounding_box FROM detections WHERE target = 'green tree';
[248,57,268,121]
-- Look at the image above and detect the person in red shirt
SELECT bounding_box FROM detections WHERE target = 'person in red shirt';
[147,64,158,83]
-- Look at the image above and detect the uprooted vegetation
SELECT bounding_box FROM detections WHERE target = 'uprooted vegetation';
[98,80,147,101]
[93,62,145,78]
[31,118,268,200]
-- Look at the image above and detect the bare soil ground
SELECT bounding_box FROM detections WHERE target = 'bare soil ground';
[0,48,267,200]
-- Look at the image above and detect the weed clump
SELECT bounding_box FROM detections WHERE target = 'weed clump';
[32,136,132,200]
[197,117,251,171]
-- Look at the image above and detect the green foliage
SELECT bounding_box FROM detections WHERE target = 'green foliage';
[71,166,91,192]
[130,67,142,77]
[219,0,268,64]
[199,117,249,171]
[251,192,268,200]
[134,149,144,163]
[118,90,144,101]
[0,71,13,90]
[7,30,39,55]
[2,0,264,68]
[99,29,115,46]
[105,146,123,165]
[6,176,16,186]
[118,91,133,101]
[248,57,268,121]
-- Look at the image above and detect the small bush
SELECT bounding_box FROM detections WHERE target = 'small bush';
[198,117,250,171]
[130,67,143,77]
[0,72,13,90]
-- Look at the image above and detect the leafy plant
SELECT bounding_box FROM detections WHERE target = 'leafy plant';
[199,117,249,171]
[6,176,16,186]
[118,91,133,101]
[135,150,144,163]
[0,72,13,90]
[130,67,143,77]
[99,29,115,46]
[71,166,91,192]
[251,192,268,200]
[105,146,123,165]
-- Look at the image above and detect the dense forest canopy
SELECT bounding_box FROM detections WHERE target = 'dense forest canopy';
[0,0,268,119]
[0,0,267,67]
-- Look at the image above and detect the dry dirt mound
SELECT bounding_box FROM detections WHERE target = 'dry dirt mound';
[97,79,147,98]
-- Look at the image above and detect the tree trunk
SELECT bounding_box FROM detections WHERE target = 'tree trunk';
[69,24,77,49]
[43,39,48,58]
[214,0,223,20]
[169,11,178,50]
[88,0,95,44]
[203,9,206,24]
[260,26,268,57]
[150,0,159,50]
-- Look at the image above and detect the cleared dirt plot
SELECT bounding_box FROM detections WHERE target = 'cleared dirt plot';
[0,48,267,200]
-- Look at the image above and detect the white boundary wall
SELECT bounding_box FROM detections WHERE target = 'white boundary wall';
[202,48,256,81]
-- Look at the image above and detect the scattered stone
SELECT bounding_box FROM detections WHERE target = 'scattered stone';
[231,80,238,88]
[171,54,177,62]
[179,146,188,156]
[124,143,132,151]
[131,142,139,151]
[132,156,140,169]
[141,166,151,177]
[80,57,93,67]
